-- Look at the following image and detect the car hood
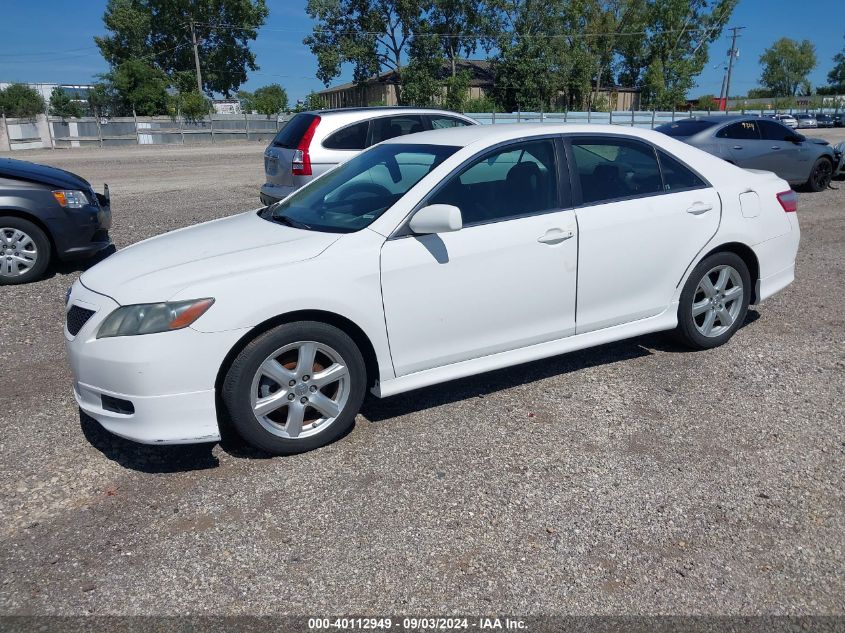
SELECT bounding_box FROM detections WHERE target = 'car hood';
[0,157,91,190]
[81,210,340,305]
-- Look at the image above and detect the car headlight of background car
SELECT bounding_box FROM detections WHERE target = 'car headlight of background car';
[96,298,214,338]
[52,190,90,208]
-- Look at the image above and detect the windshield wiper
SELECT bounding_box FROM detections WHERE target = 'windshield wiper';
[273,215,312,230]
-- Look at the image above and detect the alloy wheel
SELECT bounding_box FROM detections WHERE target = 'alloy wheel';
[0,228,38,278]
[691,264,744,338]
[249,341,350,440]
[812,160,832,190]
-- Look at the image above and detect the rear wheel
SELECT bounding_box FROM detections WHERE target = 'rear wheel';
[675,252,750,350]
[0,217,50,285]
[222,321,367,455]
[806,157,833,192]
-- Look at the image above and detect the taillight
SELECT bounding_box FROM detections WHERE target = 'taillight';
[776,190,797,212]
[292,116,320,176]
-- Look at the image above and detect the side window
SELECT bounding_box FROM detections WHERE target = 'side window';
[716,121,760,140]
[369,115,425,146]
[322,120,369,150]
[571,137,662,204]
[657,150,706,191]
[428,115,472,129]
[428,139,559,225]
[758,120,794,142]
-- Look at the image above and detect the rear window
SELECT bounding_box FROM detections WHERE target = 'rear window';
[656,120,715,137]
[271,113,318,148]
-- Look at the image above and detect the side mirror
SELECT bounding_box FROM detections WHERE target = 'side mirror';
[787,133,804,143]
[409,204,462,235]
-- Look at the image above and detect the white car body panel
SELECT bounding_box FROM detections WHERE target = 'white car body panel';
[65,124,800,444]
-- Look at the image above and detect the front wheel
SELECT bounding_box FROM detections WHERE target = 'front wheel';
[0,217,50,285]
[222,321,367,455]
[675,252,751,350]
[806,157,833,192]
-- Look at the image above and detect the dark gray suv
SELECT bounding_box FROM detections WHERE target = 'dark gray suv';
[657,115,836,191]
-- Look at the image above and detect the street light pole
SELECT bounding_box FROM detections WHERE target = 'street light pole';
[190,19,203,94]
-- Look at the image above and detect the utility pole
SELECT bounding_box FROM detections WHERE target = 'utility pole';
[190,19,203,94]
[722,26,745,111]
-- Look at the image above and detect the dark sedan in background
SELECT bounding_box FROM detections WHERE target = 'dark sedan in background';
[657,115,837,192]
[0,158,112,284]
[814,113,835,128]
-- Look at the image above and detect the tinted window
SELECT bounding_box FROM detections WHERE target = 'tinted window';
[267,144,457,233]
[758,120,795,141]
[716,121,760,140]
[322,120,369,150]
[429,139,559,225]
[428,115,472,129]
[571,137,662,204]
[369,115,425,145]
[656,120,716,137]
[271,113,318,148]
[658,150,706,191]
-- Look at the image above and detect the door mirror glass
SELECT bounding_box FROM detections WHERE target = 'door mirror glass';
[409,204,462,234]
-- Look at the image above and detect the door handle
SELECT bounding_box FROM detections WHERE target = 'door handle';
[686,202,713,215]
[771,146,781,150]
[732,145,743,150]
[537,229,574,244]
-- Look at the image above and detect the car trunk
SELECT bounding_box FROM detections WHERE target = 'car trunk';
[264,113,319,188]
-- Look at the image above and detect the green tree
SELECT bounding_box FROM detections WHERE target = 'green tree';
[293,92,327,113]
[637,0,737,109]
[827,35,845,92]
[759,38,817,97]
[49,87,84,118]
[429,0,491,78]
[170,91,211,120]
[108,59,170,115]
[696,94,717,110]
[0,83,46,117]
[305,0,424,104]
[238,84,289,114]
[746,87,773,99]
[443,69,471,110]
[95,0,268,96]
[402,26,446,106]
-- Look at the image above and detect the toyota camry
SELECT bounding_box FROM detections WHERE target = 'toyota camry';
[65,124,800,455]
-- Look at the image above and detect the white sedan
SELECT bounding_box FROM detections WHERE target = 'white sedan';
[65,124,800,454]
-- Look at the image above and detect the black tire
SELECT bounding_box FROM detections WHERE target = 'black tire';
[222,321,367,455]
[675,252,751,350]
[805,157,833,192]
[0,216,51,285]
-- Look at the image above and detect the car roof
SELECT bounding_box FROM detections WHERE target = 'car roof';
[381,122,692,148]
[307,106,473,118]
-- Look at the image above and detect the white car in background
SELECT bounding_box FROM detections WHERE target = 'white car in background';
[772,113,799,129]
[259,107,478,205]
[65,124,800,455]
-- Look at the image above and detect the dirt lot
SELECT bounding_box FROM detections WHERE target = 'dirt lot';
[0,134,843,616]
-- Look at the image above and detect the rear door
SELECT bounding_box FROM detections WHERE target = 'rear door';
[568,135,721,332]
[264,113,319,187]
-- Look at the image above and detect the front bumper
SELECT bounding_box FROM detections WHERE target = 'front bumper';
[64,280,249,444]
[50,201,113,261]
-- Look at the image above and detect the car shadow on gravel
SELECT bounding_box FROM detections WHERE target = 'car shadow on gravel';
[80,410,219,473]
[362,309,761,422]
[45,245,118,281]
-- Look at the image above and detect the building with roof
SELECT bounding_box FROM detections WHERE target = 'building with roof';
[316,60,641,111]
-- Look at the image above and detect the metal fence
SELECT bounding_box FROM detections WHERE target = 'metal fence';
[2,107,842,152]
[0,113,291,151]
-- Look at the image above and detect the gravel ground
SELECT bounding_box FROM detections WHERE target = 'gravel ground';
[0,136,843,616]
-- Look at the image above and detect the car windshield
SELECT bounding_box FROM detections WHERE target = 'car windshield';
[655,120,716,137]
[264,143,459,233]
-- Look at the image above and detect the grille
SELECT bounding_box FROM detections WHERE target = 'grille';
[67,305,96,336]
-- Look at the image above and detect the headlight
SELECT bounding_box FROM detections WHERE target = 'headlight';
[52,190,89,208]
[97,298,214,339]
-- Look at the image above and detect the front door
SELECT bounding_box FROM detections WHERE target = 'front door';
[380,138,578,376]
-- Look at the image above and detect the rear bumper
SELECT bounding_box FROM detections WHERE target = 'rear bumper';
[752,213,800,304]
[259,182,297,206]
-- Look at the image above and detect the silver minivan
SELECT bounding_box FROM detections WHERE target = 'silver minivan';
[260,107,478,204]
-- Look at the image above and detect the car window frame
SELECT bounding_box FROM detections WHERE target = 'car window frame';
[389,135,572,239]
[366,114,427,147]
[562,133,711,207]
[320,119,372,151]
